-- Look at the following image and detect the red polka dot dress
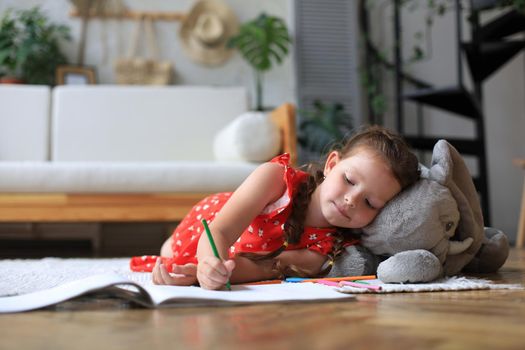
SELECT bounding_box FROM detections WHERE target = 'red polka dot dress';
[130,154,357,273]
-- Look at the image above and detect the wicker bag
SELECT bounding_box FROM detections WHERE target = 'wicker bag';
[114,17,173,85]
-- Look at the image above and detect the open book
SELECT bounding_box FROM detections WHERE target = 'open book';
[0,273,356,313]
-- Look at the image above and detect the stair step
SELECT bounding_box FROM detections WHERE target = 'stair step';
[403,136,484,155]
[472,0,499,11]
[463,40,525,82]
[403,86,482,119]
[479,9,525,41]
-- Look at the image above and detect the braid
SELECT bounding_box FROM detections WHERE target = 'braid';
[236,170,320,264]
[273,169,324,277]
[236,166,322,275]
[238,164,356,278]
[285,171,320,244]
[238,162,358,278]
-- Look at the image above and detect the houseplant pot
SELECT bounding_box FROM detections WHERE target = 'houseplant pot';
[0,76,24,84]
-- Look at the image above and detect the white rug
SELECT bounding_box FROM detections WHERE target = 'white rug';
[0,258,150,297]
[0,258,522,297]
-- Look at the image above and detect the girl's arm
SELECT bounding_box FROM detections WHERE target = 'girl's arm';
[229,250,327,283]
[228,255,278,283]
[274,249,328,277]
[196,162,287,289]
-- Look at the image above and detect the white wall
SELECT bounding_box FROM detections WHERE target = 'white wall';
[0,0,295,110]
[371,3,525,243]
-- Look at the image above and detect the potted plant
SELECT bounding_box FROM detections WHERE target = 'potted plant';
[228,13,291,111]
[298,100,354,162]
[0,7,71,85]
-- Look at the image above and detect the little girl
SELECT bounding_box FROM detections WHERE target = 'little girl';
[130,125,420,289]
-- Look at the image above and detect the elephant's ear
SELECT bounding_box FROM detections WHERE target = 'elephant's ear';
[362,178,459,259]
[428,140,484,276]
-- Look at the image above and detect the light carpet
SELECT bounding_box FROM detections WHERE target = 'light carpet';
[0,258,522,297]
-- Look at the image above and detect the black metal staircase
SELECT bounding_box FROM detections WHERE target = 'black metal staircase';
[393,0,525,225]
[403,86,483,120]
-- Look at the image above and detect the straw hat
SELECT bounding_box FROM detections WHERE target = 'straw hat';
[179,0,239,66]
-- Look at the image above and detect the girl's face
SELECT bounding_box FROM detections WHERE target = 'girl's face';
[316,147,402,229]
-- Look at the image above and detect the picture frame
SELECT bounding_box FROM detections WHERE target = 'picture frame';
[55,65,97,85]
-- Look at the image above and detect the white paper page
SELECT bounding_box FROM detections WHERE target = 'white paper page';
[0,274,356,313]
[144,282,355,305]
[0,274,134,313]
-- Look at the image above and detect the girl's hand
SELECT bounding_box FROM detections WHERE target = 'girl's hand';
[197,256,235,290]
[152,259,198,286]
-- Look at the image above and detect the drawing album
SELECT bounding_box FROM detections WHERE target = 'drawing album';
[0,273,356,313]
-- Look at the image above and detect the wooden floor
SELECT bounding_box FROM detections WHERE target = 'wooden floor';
[1,249,524,350]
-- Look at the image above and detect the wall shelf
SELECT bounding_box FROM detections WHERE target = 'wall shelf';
[69,10,185,21]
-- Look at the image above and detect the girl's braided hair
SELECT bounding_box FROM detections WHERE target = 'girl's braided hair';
[239,125,420,277]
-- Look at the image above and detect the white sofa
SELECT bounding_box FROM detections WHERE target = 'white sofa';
[0,85,296,222]
[0,85,50,162]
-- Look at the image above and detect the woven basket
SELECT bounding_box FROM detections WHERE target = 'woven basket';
[114,17,173,85]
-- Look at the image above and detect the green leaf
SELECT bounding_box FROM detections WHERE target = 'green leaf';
[0,6,70,83]
[228,13,291,108]
[298,100,354,155]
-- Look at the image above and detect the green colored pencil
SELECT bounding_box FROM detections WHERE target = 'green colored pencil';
[201,219,231,291]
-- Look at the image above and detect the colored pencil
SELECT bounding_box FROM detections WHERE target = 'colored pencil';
[351,280,370,285]
[296,275,376,283]
[340,280,382,291]
[315,280,340,287]
[243,280,284,285]
[201,219,231,291]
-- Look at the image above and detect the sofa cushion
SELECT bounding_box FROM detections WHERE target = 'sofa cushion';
[52,86,248,162]
[0,85,50,161]
[213,111,281,162]
[0,161,258,193]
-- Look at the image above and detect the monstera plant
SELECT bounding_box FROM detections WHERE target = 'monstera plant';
[228,13,291,111]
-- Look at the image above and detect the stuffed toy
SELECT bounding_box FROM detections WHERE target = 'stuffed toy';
[328,140,510,283]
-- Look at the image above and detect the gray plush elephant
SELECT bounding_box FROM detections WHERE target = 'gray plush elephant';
[328,140,509,283]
